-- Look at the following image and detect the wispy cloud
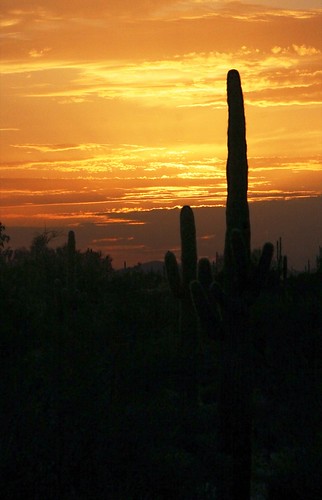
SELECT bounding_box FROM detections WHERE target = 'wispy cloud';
[1,0,321,260]
[2,47,320,110]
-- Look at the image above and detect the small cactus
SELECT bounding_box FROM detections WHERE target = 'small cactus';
[165,205,199,408]
[67,230,76,297]
[63,230,80,322]
[275,236,288,283]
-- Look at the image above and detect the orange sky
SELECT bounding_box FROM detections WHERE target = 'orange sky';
[1,1,322,267]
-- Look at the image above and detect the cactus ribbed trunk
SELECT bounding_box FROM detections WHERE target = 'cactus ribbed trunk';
[165,206,199,409]
[224,69,250,290]
[180,206,199,407]
[218,70,252,500]
[218,310,253,500]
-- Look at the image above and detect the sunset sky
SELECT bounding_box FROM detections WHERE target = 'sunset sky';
[1,0,322,268]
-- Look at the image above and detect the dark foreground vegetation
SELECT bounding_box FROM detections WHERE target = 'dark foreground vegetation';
[1,230,321,499]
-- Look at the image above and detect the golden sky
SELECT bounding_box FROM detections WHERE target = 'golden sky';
[1,0,322,266]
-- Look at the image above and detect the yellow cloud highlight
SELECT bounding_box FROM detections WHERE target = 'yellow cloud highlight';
[1,1,321,240]
[2,46,320,111]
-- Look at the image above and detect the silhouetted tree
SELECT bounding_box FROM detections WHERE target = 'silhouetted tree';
[0,221,10,246]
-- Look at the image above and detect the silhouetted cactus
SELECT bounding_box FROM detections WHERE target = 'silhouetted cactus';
[60,230,80,322]
[190,70,273,500]
[276,236,288,282]
[67,230,76,297]
[165,205,199,408]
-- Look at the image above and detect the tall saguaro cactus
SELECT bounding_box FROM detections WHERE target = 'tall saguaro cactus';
[191,70,273,499]
[224,69,250,288]
[165,206,199,408]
